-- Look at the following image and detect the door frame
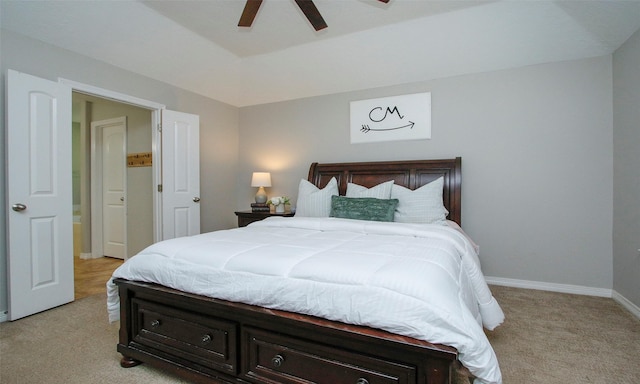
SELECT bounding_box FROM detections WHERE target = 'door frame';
[59,78,165,243]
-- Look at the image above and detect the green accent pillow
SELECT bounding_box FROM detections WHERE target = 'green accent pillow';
[330,196,399,222]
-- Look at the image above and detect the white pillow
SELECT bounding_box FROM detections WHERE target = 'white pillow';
[391,177,448,224]
[346,180,394,199]
[295,177,339,217]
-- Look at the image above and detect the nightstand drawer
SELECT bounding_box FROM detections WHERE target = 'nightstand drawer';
[237,214,266,227]
[235,210,294,227]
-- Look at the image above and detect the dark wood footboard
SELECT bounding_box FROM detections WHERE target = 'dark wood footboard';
[116,279,458,384]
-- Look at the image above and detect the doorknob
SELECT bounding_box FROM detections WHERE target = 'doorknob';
[193,197,200,202]
[120,197,124,202]
[12,203,27,212]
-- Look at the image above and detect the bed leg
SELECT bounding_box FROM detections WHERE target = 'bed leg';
[120,355,142,368]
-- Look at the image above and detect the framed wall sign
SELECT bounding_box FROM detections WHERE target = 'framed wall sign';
[350,92,431,144]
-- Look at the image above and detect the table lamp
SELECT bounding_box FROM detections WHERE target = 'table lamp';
[251,172,271,204]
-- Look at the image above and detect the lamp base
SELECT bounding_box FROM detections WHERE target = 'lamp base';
[255,186,268,204]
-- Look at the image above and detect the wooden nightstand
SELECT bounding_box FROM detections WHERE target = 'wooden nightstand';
[234,210,294,227]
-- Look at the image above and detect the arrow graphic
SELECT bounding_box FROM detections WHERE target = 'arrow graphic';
[361,121,415,133]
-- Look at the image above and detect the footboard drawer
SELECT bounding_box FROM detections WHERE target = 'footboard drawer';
[243,327,416,384]
[131,299,237,373]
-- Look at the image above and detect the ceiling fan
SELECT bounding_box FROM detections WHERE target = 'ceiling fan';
[238,0,390,31]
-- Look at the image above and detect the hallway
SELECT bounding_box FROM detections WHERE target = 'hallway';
[74,256,123,300]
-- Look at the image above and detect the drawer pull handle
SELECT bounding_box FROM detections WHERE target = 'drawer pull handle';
[150,320,161,328]
[271,354,285,368]
[201,334,212,344]
[356,379,369,384]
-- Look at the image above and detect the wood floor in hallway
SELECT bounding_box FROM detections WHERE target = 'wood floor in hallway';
[74,256,124,300]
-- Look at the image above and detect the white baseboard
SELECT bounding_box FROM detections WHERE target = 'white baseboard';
[486,276,640,320]
[485,276,612,297]
[612,290,640,320]
[79,252,100,260]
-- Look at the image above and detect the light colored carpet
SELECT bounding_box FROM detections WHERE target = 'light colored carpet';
[0,294,189,384]
[0,286,638,384]
[488,285,640,383]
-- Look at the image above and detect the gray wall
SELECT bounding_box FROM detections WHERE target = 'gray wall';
[1,30,240,317]
[238,56,614,291]
[613,28,640,307]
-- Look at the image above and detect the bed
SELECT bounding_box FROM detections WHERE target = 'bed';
[108,157,503,384]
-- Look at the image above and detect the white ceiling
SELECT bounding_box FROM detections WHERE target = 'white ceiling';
[2,0,640,107]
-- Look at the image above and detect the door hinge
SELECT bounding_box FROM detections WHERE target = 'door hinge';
[157,184,163,192]
[157,123,162,132]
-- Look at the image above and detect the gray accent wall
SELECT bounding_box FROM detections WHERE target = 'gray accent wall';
[238,56,615,292]
[613,28,640,307]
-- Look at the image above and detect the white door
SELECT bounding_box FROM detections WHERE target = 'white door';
[161,110,200,239]
[6,70,73,320]
[91,117,127,259]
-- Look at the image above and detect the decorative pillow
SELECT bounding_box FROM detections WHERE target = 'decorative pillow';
[346,180,394,199]
[295,177,338,217]
[330,196,399,222]
[391,177,448,224]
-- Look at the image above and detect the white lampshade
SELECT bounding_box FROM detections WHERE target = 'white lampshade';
[251,172,271,204]
[251,172,272,187]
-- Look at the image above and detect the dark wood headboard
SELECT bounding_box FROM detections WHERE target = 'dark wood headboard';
[307,157,462,225]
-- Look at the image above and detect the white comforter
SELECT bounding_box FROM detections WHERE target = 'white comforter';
[107,217,504,384]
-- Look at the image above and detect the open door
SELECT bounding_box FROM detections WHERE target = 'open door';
[161,110,200,239]
[5,73,200,320]
[6,70,73,320]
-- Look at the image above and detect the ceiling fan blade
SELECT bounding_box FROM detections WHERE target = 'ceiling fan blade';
[238,0,263,27]
[378,0,390,3]
[294,0,328,31]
